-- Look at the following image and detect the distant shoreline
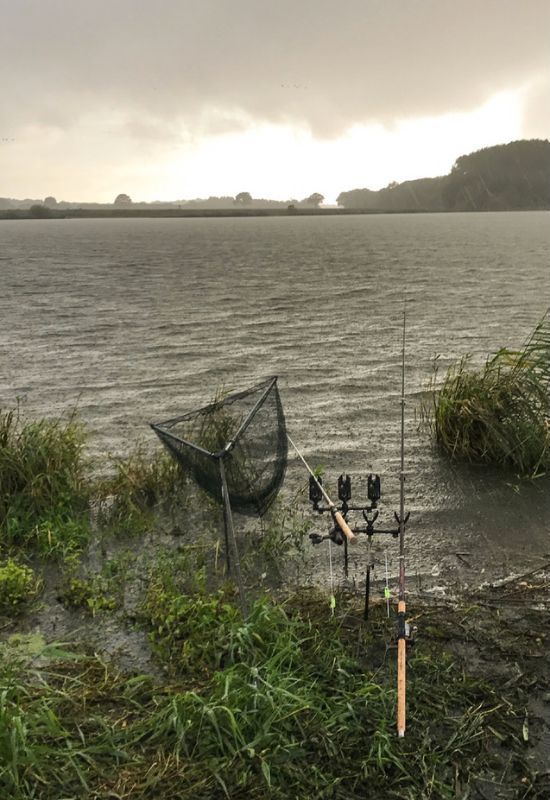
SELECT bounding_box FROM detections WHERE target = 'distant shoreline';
[1,206,548,220]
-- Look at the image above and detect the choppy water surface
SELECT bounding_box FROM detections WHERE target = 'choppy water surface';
[1,212,549,585]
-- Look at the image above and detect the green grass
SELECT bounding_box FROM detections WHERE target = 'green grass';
[424,311,550,477]
[0,405,188,557]
[0,406,90,557]
[95,443,184,533]
[0,390,547,797]
[0,586,543,800]
[0,560,40,614]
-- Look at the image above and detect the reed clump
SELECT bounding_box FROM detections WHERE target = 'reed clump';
[425,312,550,477]
[0,406,90,557]
[0,406,188,556]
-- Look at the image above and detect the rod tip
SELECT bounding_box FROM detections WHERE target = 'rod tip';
[398,729,405,738]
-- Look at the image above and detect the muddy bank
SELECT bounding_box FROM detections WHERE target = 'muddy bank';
[1,516,548,798]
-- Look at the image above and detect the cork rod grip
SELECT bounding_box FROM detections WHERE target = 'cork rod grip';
[333,511,356,543]
[397,599,406,738]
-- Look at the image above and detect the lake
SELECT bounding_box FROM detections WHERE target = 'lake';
[1,211,549,586]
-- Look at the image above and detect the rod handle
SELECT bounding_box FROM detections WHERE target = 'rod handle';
[333,511,356,543]
[397,599,406,738]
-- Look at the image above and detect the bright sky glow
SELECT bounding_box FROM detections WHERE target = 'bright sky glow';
[138,90,524,205]
[0,87,527,204]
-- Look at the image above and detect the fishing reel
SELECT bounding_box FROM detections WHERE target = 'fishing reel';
[309,527,345,546]
[389,621,418,647]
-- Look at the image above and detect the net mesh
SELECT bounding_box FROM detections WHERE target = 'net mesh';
[151,377,287,515]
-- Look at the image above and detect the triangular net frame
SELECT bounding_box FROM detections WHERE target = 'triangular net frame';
[150,376,287,516]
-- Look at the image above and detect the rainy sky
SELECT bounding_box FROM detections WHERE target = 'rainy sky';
[1,0,549,203]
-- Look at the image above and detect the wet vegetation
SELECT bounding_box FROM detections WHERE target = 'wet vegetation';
[0,406,182,558]
[1,577,548,799]
[0,560,40,613]
[424,312,550,478]
[0,406,548,798]
[95,445,182,534]
[0,406,90,558]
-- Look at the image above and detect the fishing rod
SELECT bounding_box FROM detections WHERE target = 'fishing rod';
[290,314,412,737]
[396,306,407,739]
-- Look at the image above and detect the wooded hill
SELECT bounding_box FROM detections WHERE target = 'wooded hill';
[337,139,550,211]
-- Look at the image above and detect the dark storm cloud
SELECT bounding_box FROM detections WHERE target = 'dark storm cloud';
[1,0,548,139]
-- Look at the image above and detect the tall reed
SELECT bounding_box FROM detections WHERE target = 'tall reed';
[0,404,188,552]
[0,406,90,556]
[424,311,550,477]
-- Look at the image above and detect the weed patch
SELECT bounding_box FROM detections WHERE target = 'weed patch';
[0,560,40,613]
[58,574,118,615]
[95,444,185,533]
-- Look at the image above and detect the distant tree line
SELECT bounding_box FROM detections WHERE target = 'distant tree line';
[3,139,548,215]
[0,191,325,212]
[337,140,550,211]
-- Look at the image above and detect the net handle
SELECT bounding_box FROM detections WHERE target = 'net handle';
[219,457,248,616]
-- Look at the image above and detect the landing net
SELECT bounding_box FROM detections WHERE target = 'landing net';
[150,376,287,515]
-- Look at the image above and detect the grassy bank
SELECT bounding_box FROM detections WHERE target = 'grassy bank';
[1,578,548,800]
[0,406,548,798]
[424,312,550,477]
